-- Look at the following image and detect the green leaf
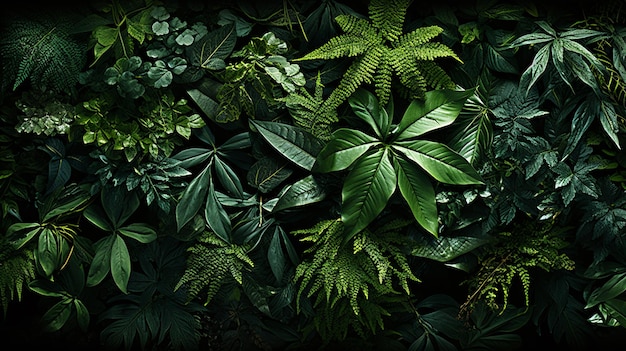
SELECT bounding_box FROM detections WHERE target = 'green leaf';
[87,236,113,287]
[314,128,378,173]
[247,156,293,193]
[7,222,42,249]
[74,299,90,332]
[586,272,626,308]
[268,227,287,281]
[37,228,60,277]
[394,140,484,185]
[190,24,237,68]
[28,280,64,297]
[396,89,474,140]
[250,119,324,171]
[205,179,232,243]
[272,175,327,213]
[214,156,244,198]
[348,88,391,139]
[176,165,212,232]
[449,93,493,165]
[102,187,140,228]
[110,235,131,294]
[41,300,72,332]
[394,158,438,236]
[411,235,491,262]
[342,147,397,241]
[172,147,213,169]
[519,44,550,94]
[117,223,157,243]
[83,205,113,232]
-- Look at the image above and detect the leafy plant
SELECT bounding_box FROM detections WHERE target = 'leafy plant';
[296,0,460,111]
[314,87,483,239]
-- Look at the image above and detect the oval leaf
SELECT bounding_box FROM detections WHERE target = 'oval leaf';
[110,235,131,294]
[394,158,439,236]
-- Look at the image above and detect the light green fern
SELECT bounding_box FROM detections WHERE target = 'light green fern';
[295,0,460,111]
[281,72,337,141]
[0,242,36,316]
[292,217,419,340]
[459,219,575,319]
[175,231,253,305]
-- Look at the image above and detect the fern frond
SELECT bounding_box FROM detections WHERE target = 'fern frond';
[298,32,374,61]
[0,15,86,92]
[395,26,446,48]
[369,0,411,42]
[323,49,381,110]
[0,243,35,316]
[175,232,253,305]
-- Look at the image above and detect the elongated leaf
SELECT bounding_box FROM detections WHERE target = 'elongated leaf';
[449,93,493,165]
[83,205,113,232]
[396,88,474,140]
[87,236,114,287]
[47,156,71,194]
[74,299,90,332]
[171,147,213,169]
[586,272,626,308]
[110,235,131,294]
[117,223,157,243]
[520,44,550,94]
[348,88,391,139]
[205,179,232,243]
[176,165,212,232]
[342,147,397,241]
[314,128,378,172]
[41,300,72,332]
[272,175,327,212]
[250,119,324,171]
[268,227,287,281]
[411,235,490,262]
[37,227,59,277]
[247,156,293,193]
[214,156,244,198]
[394,158,438,236]
[7,222,42,249]
[394,140,484,185]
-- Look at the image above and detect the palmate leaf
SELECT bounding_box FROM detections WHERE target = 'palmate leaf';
[314,128,379,172]
[342,147,396,241]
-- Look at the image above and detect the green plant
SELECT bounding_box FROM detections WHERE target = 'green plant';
[296,0,460,111]
[314,87,483,239]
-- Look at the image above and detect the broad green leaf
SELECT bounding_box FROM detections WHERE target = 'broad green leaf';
[586,272,626,308]
[342,147,397,241]
[348,88,391,139]
[314,128,378,172]
[247,156,293,193]
[250,119,324,171]
[272,175,327,213]
[394,140,484,185]
[117,223,157,243]
[7,222,42,249]
[110,235,131,294]
[41,300,72,332]
[396,88,474,140]
[218,132,251,151]
[190,24,236,68]
[87,236,114,287]
[37,228,59,277]
[187,89,220,122]
[394,158,438,236]
[448,93,493,165]
[47,156,71,194]
[176,165,212,232]
[83,205,113,232]
[205,179,232,243]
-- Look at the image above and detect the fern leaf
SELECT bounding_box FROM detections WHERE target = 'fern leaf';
[369,0,411,42]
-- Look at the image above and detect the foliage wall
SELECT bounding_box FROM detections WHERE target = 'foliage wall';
[1,0,626,350]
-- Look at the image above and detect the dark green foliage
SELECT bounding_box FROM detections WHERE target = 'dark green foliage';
[0,12,86,93]
[3,1,626,349]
